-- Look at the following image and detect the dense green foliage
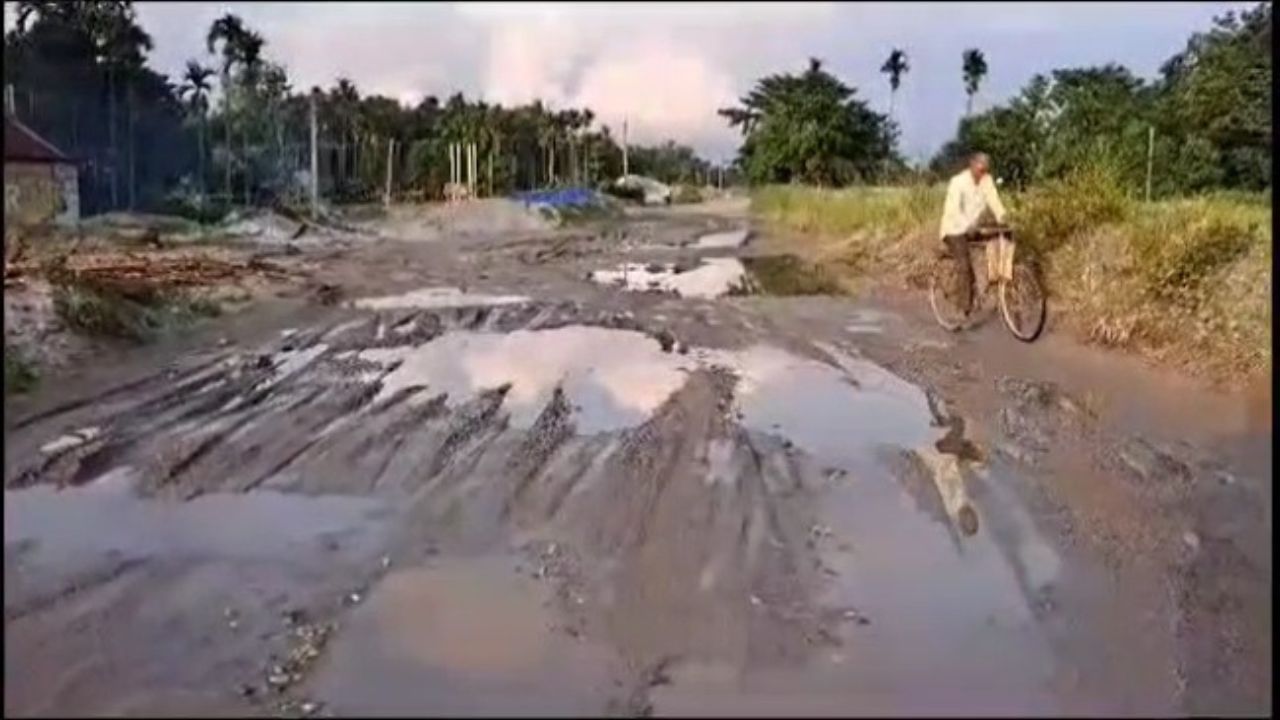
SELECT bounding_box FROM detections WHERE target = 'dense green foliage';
[626,141,714,186]
[933,3,1271,196]
[719,58,899,186]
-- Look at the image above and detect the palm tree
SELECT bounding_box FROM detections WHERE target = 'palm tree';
[962,48,988,116]
[236,30,264,205]
[207,13,247,202]
[181,60,215,199]
[880,48,909,119]
[330,78,361,192]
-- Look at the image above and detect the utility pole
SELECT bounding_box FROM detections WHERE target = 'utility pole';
[622,118,629,177]
[309,92,319,217]
[384,137,395,207]
[1145,125,1155,203]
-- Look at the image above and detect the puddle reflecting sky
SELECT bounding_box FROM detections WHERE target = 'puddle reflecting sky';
[693,229,750,249]
[4,474,391,567]
[361,327,696,433]
[590,259,748,299]
[352,287,530,310]
[698,344,938,469]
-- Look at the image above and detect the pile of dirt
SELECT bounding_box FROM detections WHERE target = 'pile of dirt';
[367,199,556,242]
[3,240,307,380]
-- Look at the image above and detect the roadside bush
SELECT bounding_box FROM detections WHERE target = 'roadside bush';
[752,182,1271,381]
[671,185,704,204]
[52,280,222,342]
[4,345,39,395]
[1013,162,1132,258]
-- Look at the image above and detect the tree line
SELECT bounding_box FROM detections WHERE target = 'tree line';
[721,3,1270,195]
[5,1,1268,213]
[3,1,721,215]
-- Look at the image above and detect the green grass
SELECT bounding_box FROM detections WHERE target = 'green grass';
[52,281,224,343]
[751,177,1272,382]
[4,346,39,396]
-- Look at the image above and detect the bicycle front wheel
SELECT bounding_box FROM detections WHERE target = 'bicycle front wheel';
[998,264,1046,342]
[929,255,970,332]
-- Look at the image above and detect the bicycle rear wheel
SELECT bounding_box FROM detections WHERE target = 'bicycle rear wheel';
[928,255,970,332]
[998,264,1046,342]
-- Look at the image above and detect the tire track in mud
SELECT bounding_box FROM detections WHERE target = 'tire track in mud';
[5,297,1053,715]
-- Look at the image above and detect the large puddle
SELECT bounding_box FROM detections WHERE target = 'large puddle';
[304,556,618,716]
[352,325,941,447]
[589,259,749,299]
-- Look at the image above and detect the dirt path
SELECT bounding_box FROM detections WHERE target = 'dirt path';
[4,199,1270,717]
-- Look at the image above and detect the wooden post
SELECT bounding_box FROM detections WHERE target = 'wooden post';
[309,93,319,216]
[384,137,395,207]
[1145,125,1155,203]
[622,119,629,177]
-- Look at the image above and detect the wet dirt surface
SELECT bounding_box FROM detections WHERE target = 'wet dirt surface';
[4,198,1270,716]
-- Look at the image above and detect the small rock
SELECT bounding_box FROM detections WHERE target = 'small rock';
[238,683,257,698]
[654,329,676,353]
[1182,531,1201,552]
[217,337,231,347]
[380,555,391,569]
[749,594,762,607]
[344,592,362,606]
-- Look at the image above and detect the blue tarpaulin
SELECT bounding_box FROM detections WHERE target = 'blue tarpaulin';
[513,187,601,209]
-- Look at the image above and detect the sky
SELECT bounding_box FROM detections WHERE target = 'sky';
[3,1,1253,163]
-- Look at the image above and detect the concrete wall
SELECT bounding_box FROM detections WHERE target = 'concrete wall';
[4,161,79,226]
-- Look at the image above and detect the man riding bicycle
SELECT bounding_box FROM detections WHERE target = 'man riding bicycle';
[939,152,1007,314]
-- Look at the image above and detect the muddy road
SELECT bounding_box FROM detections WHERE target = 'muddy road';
[4,198,1270,716]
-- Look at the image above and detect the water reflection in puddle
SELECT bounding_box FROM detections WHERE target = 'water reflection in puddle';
[590,259,749,299]
[352,287,530,311]
[305,556,617,716]
[693,229,750,249]
[4,473,392,566]
[698,344,937,468]
[360,326,694,433]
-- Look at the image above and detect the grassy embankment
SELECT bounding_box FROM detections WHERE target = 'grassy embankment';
[751,170,1271,382]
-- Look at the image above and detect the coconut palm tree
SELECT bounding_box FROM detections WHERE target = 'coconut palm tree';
[181,60,215,198]
[207,13,247,201]
[235,30,264,204]
[880,48,909,119]
[962,48,988,116]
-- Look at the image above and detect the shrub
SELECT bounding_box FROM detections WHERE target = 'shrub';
[52,281,222,342]
[4,346,39,395]
[671,184,704,204]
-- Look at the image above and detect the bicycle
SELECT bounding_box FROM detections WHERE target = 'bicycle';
[928,226,1046,342]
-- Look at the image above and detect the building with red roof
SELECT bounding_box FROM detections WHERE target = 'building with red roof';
[5,113,80,226]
